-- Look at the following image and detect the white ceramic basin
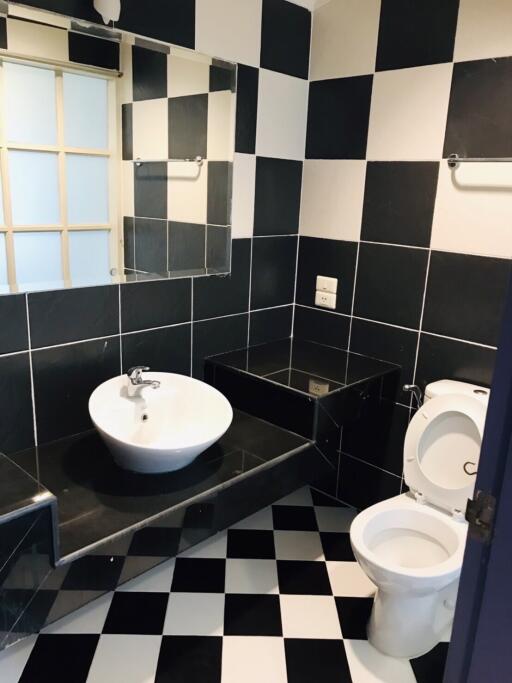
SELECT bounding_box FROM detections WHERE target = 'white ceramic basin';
[89,372,233,473]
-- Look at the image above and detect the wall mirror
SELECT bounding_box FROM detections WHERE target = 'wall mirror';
[0,4,236,294]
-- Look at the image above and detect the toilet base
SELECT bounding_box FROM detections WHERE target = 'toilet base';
[367,586,455,659]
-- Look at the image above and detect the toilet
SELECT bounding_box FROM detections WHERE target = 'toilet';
[350,379,489,659]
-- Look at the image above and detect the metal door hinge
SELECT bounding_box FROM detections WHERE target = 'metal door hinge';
[466,491,496,543]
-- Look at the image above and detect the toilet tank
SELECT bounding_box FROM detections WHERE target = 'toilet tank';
[424,379,490,405]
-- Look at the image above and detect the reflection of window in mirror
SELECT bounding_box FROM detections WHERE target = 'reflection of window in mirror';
[0,59,117,293]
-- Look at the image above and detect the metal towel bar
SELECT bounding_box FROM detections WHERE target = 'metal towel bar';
[447,153,512,168]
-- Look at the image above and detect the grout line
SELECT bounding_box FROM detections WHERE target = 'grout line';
[360,238,429,251]
[411,248,432,393]
[118,285,123,373]
[341,451,403,479]
[24,295,38,447]
[247,237,253,343]
[346,240,360,355]
[190,279,194,376]
[30,333,122,353]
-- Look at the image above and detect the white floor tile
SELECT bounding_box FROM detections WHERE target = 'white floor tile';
[344,639,416,683]
[164,592,225,636]
[274,486,313,507]
[274,531,324,561]
[221,636,288,683]
[225,559,279,594]
[86,634,162,683]
[43,593,112,635]
[117,559,175,593]
[327,561,376,597]
[0,634,37,683]
[231,507,274,530]
[280,594,342,639]
[180,530,228,559]
[315,505,357,533]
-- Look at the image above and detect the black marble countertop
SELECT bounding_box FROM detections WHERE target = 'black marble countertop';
[9,410,311,560]
[0,452,55,522]
[207,339,399,398]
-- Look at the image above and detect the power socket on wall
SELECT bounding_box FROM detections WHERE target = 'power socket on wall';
[315,290,336,309]
[315,275,338,309]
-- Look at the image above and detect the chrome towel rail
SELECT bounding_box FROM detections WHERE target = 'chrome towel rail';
[447,153,512,168]
[134,156,203,167]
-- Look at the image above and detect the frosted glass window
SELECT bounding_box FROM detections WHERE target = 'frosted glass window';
[9,151,60,226]
[14,231,63,291]
[69,230,110,286]
[66,155,109,225]
[63,73,108,149]
[0,234,7,291]
[4,62,57,145]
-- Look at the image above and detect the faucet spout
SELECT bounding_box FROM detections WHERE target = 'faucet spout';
[126,366,161,398]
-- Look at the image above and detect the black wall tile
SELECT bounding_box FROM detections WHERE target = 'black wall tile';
[122,324,191,376]
[415,333,496,391]
[168,222,206,272]
[29,286,119,349]
[376,0,459,71]
[361,162,439,248]
[194,239,250,320]
[254,157,302,236]
[122,104,133,161]
[206,226,230,271]
[134,218,168,273]
[193,314,248,379]
[296,237,357,315]
[168,95,208,159]
[354,243,429,329]
[123,217,135,271]
[118,0,195,49]
[337,454,402,510]
[423,252,510,347]
[121,278,191,333]
[235,65,259,154]
[251,237,298,310]
[444,57,512,158]
[0,295,28,355]
[20,0,98,22]
[0,353,34,453]
[350,318,418,404]
[306,76,373,159]
[261,0,311,79]
[134,164,167,220]
[209,62,235,92]
[0,18,6,50]
[250,306,293,346]
[68,32,120,70]
[294,306,350,351]
[132,45,167,101]
[207,162,232,226]
[33,337,120,444]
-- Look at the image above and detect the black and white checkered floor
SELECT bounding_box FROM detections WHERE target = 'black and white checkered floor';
[0,487,449,682]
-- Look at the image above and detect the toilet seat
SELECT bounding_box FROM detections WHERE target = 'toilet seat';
[404,394,486,515]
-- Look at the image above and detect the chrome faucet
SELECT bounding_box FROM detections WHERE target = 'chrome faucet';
[126,366,160,397]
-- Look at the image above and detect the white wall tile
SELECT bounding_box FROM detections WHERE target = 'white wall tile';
[7,18,68,62]
[132,98,168,161]
[195,0,262,67]
[119,42,133,105]
[310,0,380,80]
[431,162,512,258]
[256,69,309,161]
[455,0,512,62]
[207,91,236,161]
[168,54,210,98]
[366,63,453,161]
[300,160,365,241]
[231,153,256,238]
[122,161,134,216]
[168,162,208,223]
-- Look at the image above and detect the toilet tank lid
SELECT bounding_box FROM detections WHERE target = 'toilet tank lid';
[425,380,490,404]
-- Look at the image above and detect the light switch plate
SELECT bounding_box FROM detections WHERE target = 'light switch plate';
[316,275,338,294]
[315,290,336,310]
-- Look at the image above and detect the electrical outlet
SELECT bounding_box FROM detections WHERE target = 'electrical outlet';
[309,378,330,396]
[316,275,338,294]
[315,290,336,309]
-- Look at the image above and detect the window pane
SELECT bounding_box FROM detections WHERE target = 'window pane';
[9,151,60,226]
[63,72,108,149]
[69,230,110,286]
[0,234,8,294]
[14,231,63,292]
[66,154,109,225]
[4,62,57,145]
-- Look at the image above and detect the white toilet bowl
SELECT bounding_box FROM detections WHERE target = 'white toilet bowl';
[349,380,489,658]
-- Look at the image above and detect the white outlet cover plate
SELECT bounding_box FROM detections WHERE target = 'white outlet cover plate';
[315,290,336,309]
[316,275,338,294]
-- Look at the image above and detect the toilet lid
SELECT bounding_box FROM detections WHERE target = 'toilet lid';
[404,394,486,514]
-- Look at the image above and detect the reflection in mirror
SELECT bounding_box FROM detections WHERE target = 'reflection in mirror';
[0,7,236,294]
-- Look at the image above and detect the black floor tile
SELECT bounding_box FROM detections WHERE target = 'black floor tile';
[335,597,374,639]
[277,560,332,595]
[128,527,182,557]
[20,634,99,683]
[320,533,355,562]
[226,529,276,559]
[171,558,226,593]
[103,592,168,635]
[61,555,124,591]
[411,642,449,683]
[272,505,318,531]
[224,593,282,636]
[155,636,222,683]
[285,638,352,683]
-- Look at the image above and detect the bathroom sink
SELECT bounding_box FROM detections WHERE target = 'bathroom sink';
[89,372,233,473]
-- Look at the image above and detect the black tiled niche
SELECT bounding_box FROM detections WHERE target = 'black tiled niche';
[254,157,303,236]
[68,32,120,71]
[260,0,311,80]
